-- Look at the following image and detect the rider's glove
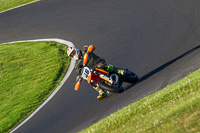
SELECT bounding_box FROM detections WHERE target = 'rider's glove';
[76,76,80,82]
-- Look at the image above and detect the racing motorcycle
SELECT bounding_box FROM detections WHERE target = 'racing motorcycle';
[74,45,139,93]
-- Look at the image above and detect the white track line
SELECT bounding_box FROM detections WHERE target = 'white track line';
[0,0,40,14]
[4,38,75,133]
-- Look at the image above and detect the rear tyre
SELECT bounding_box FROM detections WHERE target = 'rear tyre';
[124,72,138,83]
[98,80,124,93]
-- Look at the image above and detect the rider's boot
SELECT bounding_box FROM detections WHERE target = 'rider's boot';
[107,64,127,75]
[93,86,107,100]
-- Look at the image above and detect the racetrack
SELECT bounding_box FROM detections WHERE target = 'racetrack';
[0,0,200,133]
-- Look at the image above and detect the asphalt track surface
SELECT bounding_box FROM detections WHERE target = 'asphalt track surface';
[0,0,200,133]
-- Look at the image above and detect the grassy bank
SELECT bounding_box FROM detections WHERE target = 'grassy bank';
[81,69,200,133]
[0,0,36,12]
[0,41,70,133]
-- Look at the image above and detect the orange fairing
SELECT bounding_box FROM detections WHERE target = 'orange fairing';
[88,45,95,53]
[95,68,108,75]
[83,53,89,65]
[74,80,81,91]
[88,75,92,83]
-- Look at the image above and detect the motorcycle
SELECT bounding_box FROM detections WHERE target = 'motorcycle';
[74,45,139,93]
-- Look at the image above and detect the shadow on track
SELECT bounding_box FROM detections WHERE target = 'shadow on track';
[124,45,200,90]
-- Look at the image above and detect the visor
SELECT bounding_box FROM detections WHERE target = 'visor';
[70,50,76,57]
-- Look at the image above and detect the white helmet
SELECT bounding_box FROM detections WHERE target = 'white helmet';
[67,46,80,60]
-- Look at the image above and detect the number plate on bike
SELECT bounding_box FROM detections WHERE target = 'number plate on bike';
[82,67,91,80]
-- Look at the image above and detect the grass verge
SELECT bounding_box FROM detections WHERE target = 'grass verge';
[81,69,200,133]
[0,41,70,133]
[0,0,36,12]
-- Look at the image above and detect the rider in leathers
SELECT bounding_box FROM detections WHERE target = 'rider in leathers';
[67,45,125,99]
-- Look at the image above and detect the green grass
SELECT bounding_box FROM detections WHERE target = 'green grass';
[0,41,70,133]
[0,0,36,12]
[81,69,200,133]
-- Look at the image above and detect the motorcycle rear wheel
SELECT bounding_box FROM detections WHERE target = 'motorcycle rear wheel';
[124,72,138,83]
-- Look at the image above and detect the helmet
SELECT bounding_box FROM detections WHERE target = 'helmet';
[67,46,80,60]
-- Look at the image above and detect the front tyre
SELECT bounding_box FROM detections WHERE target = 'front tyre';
[98,80,124,93]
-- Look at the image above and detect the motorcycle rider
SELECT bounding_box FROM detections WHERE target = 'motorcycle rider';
[67,45,126,99]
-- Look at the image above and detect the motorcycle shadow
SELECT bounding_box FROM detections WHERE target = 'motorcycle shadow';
[124,45,200,91]
[123,81,138,91]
